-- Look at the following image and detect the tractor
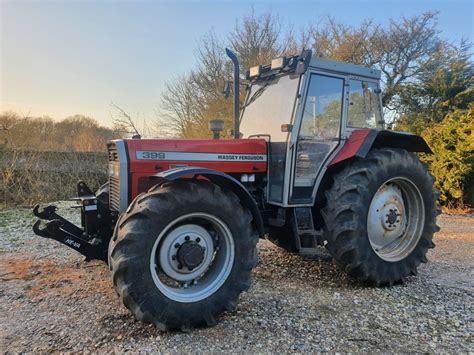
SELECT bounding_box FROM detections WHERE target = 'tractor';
[33,48,439,330]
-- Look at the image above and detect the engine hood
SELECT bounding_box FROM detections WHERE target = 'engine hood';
[124,138,268,174]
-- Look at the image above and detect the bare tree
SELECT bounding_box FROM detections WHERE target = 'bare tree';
[110,103,142,138]
[229,11,285,70]
[157,11,306,138]
[158,76,207,138]
[158,11,446,137]
[311,12,440,110]
[311,17,381,66]
[376,12,440,108]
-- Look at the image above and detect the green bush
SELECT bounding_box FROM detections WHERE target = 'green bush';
[421,105,474,208]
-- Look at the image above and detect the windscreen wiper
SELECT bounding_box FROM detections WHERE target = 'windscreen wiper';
[242,82,269,109]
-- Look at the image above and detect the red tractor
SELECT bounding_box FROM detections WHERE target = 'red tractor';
[33,49,439,330]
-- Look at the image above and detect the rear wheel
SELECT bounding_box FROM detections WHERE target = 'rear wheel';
[108,180,258,330]
[322,148,440,286]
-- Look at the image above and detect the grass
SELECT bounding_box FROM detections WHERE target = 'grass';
[0,207,35,228]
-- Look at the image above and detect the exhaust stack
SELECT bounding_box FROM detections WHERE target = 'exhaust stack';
[225,48,240,139]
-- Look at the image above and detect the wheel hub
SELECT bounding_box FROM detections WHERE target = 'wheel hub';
[150,213,236,303]
[158,224,215,282]
[382,204,402,230]
[177,241,205,270]
[368,184,406,245]
[367,177,425,262]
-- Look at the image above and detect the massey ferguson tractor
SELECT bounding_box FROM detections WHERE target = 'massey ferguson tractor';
[33,48,439,330]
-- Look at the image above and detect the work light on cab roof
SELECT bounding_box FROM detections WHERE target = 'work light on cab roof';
[247,50,312,82]
[271,56,286,70]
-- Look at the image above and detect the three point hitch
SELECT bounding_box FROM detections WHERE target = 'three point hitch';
[32,181,116,262]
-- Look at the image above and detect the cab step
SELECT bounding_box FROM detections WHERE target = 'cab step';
[293,207,324,255]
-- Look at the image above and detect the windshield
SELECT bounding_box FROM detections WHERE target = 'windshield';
[240,74,300,141]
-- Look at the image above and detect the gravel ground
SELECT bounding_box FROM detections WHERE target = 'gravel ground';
[0,202,473,352]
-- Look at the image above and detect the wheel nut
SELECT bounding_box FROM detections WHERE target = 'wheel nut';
[185,236,190,241]
[172,255,177,260]
[178,264,183,269]
[196,237,201,242]
[188,267,193,271]
[174,243,180,248]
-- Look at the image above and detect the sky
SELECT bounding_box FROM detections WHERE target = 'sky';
[1,0,473,127]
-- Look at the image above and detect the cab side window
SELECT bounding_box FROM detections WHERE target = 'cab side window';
[293,74,344,190]
[299,74,344,139]
[347,79,382,128]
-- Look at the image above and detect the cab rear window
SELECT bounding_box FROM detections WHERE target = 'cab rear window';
[347,79,382,128]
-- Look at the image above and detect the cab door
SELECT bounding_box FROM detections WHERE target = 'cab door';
[289,72,346,204]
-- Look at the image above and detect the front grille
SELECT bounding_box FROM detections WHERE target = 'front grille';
[107,142,121,211]
[109,176,120,211]
[107,142,118,162]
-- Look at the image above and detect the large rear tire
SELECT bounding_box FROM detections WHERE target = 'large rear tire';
[322,148,440,286]
[108,180,258,330]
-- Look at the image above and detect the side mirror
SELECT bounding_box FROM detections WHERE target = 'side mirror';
[296,49,312,74]
[281,124,293,133]
[223,81,231,99]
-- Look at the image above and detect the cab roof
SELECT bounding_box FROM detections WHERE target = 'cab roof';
[246,50,381,82]
[309,57,381,80]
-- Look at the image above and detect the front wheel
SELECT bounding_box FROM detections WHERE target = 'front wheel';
[108,180,258,330]
[322,148,440,286]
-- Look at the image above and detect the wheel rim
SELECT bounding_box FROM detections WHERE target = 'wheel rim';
[367,177,425,262]
[150,213,235,303]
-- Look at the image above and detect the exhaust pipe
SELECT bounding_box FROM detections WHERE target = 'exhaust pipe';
[225,48,240,139]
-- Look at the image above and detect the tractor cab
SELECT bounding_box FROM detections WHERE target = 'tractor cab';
[239,52,384,206]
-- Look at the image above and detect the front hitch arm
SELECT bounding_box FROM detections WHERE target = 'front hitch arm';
[33,204,84,236]
[32,219,107,261]
[32,181,113,262]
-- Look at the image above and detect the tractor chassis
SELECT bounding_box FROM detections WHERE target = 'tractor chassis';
[32,181,116,262]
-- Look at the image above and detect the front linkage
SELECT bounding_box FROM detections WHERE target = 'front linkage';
[32,181,116,262]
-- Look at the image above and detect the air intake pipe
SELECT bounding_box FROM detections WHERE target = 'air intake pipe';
[209,119,224,139]
[225,48,240,139]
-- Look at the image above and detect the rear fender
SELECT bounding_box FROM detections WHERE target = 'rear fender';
[151,167,264,238]
[329,129,432,166]
[311,129,431,230]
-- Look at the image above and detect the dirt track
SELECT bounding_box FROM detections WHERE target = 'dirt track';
[0,204,472,352]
